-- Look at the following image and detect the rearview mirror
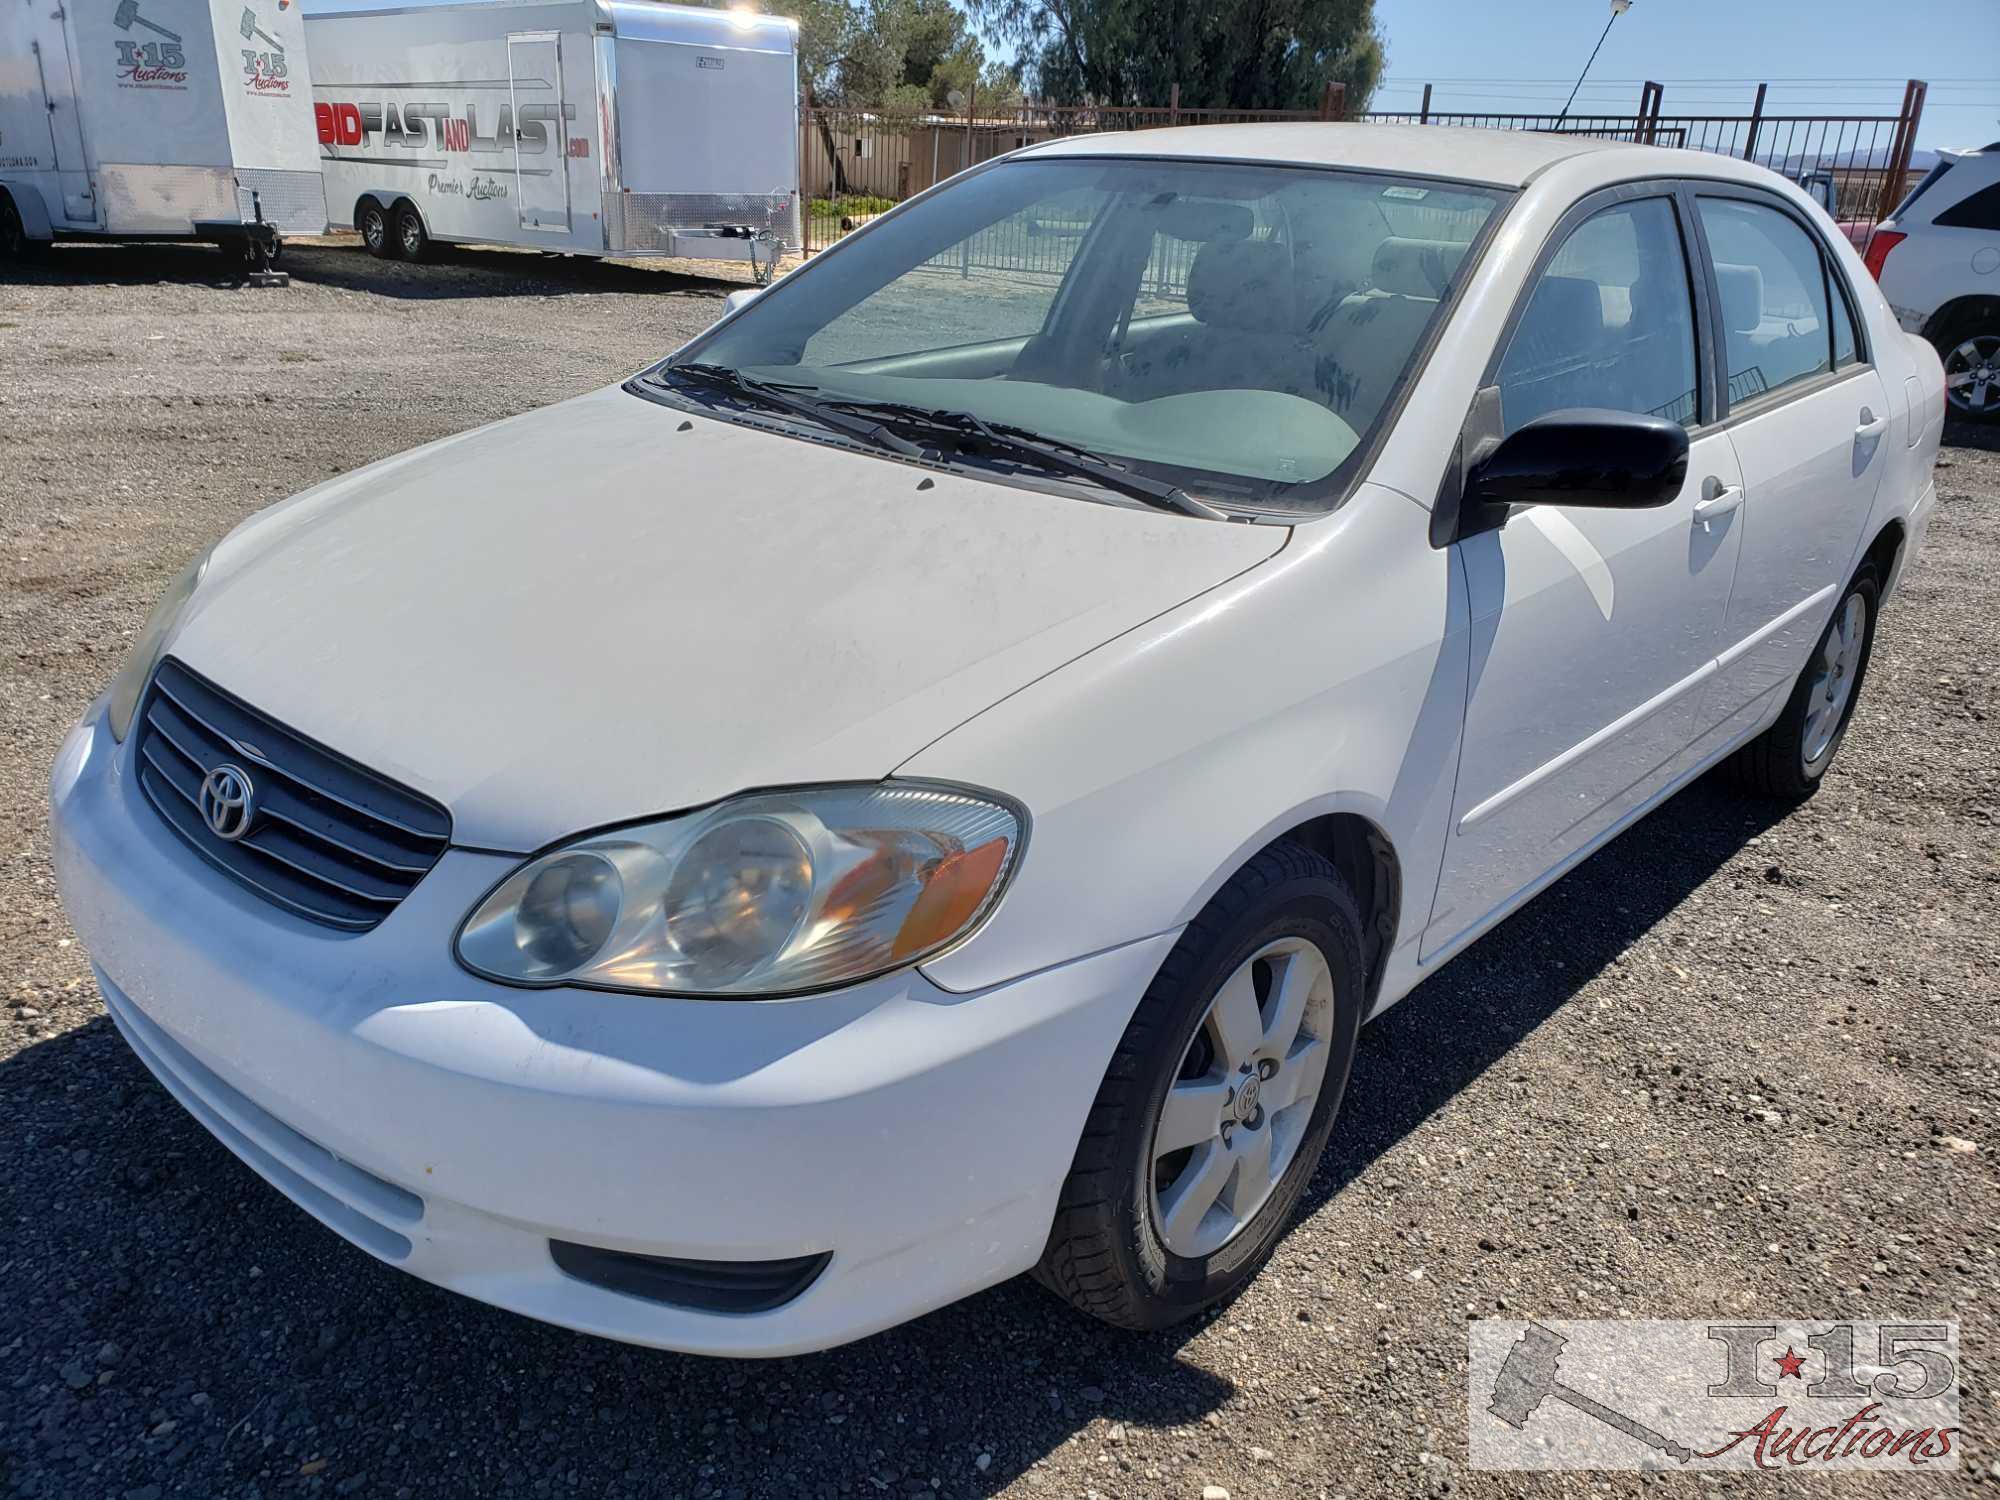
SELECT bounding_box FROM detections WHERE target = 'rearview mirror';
[1469,409,1689,510]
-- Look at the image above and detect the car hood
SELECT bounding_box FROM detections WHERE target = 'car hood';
[167,386,1286,850]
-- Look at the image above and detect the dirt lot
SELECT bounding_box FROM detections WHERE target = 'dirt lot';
[1,239,1996,1500]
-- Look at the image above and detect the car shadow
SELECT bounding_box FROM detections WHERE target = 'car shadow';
[1299,773,1792,1220]
[0,775,1789,1498]
[3,238,754,301]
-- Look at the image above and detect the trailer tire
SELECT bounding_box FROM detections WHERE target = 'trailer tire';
[1,192,48,263]
[358,198,392,259]
[394,202,430,263]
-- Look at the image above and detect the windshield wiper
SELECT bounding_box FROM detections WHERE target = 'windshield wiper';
[660,363,928,460]
[813,398,1228,520]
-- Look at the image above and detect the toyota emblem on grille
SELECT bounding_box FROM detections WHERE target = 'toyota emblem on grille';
[198,764,256,841]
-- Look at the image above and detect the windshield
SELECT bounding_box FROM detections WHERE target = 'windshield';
[660,157,1503,514]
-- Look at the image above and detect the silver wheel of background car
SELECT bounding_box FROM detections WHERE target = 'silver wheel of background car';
[1944,334,2000,418]
[1803,592,1867,770]
[1148,936,1335,1259]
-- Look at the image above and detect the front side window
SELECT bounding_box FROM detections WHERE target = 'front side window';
[1696,197,1833,405]
[1497,196,1699,434]
[667,158,1503,512]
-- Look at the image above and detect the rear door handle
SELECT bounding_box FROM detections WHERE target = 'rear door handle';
[1693,482,1743,528]
[1856,406,1888,439]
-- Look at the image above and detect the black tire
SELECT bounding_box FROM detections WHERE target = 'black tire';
[358,199,392,259]
[1723,562,1881,800]
[0,192,48,263]
[1931,308,2000,424]
[394,202,430,263]
[1036,841,1365,1330]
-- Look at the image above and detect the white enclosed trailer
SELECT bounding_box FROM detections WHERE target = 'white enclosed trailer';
[301,0,799,275]
[0,0,325,255]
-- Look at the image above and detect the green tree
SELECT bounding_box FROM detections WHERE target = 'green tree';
[967,0,1383,112]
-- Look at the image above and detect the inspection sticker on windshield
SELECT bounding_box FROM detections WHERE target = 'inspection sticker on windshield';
[1468,1319,1960,1472]
[1379,185,1430,200]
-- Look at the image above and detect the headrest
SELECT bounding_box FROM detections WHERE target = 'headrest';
[1371,237,1468,298]
[1521,274,1605,345]
[1714,261,1765,335]
[1186,239,1294,335]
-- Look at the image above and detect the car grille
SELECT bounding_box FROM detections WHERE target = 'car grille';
[133,658,451,932]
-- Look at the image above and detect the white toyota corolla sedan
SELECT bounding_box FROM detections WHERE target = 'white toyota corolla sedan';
[52,125,1944,1355]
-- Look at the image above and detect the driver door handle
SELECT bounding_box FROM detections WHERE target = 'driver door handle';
[1693,481,1743,528]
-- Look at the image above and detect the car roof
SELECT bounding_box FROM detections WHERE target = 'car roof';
[1015,122,1761,191]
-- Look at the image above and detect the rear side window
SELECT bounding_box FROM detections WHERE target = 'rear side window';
[1497,196,1700,434]
[1696,198,1832,405]
[1935,181,2000,232]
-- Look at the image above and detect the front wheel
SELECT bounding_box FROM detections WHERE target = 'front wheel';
[1036,841,1364,1330]
[1,193,47,263]
[1723,563,1880,799]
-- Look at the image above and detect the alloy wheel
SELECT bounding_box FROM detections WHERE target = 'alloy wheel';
[1148,936,1336,1259]
[1944,334,2000,418]
[1803,592,1867,769]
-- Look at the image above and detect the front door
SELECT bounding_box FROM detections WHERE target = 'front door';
[1424,191,1742,959]
[33,15,98,224]
[507,31,571,233]
[1690,192,1890,728]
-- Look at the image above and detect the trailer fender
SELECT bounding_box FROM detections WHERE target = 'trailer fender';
[0,181,55,241]
[346,190,404,232]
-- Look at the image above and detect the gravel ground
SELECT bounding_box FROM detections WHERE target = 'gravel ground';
[2,240,1996,1500]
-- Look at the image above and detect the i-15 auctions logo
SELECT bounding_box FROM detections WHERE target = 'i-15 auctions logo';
[237,6,290,93]
[111,0,188,88]
[1469,1319,1959,1472]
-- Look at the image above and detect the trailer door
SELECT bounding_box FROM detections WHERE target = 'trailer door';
[507,31,570,233]
[34,13,98,223]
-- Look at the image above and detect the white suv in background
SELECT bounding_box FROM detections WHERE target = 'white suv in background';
[1866,141,2000,420]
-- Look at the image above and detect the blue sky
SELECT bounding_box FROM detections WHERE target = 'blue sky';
[1369,0,1998,151]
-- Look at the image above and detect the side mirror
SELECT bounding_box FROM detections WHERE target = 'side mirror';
[1469,408,1689,511]
[721,286,763,320]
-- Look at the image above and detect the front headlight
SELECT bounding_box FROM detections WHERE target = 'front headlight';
[107,547,213,741]
[455,782,1025,997]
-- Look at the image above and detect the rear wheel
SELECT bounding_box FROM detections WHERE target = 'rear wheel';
[1723,563,1881,799]
[1036,841,1364,1330]
[1937,316,2000,422]
[394,203,430,263]
[358,199,391,259]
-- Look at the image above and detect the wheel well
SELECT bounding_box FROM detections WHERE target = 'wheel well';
[392,197,423,227]
[1276,813,1399,1007]
[355,193,384,225]
[1865,519,1908,597]
[1923,295,2000,344]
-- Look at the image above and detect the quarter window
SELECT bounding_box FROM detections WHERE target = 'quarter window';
[1934,181,2000,232]
[1497,197,1700,435]
[1696,197,1834,405]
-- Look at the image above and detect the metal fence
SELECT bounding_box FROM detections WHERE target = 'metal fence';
[797,80,1929,259]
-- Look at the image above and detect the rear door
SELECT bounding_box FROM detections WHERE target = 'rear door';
[507,30,570,233]
[1424,186,1743,958]
[36,9,99,223]
[1690,190,1889,733]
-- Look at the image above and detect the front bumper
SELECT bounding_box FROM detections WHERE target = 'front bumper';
[51,706,1169,1356]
